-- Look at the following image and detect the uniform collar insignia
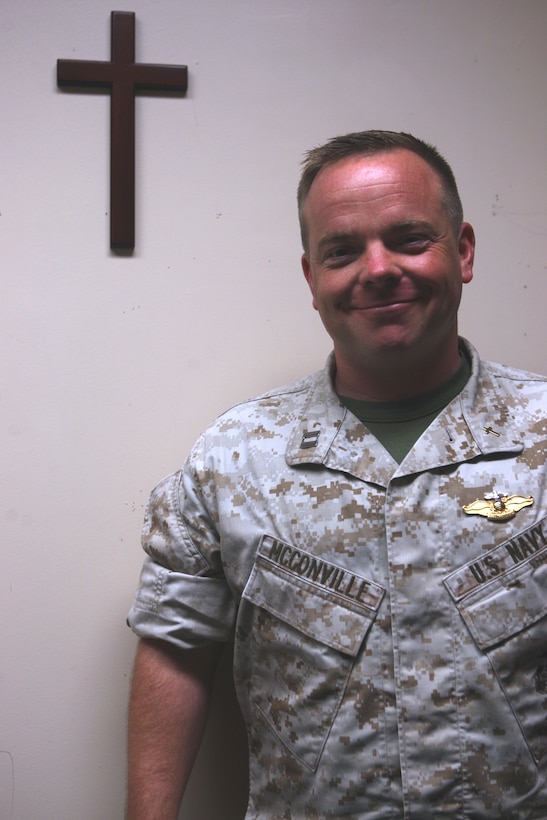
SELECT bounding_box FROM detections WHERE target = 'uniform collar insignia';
[300,430,320,449]
[463,490,534,522]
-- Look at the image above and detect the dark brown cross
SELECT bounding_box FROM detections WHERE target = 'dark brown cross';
[57,11,188,251]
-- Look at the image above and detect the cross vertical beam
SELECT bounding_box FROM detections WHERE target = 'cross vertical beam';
[110,12,136,250]
[57,11,188,251]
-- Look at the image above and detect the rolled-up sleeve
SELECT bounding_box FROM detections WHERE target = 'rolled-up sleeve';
[127,444,237,649]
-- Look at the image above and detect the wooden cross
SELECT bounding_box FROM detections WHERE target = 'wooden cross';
[57,11,188,251]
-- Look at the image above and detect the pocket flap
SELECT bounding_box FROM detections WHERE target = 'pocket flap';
[243,535,385,656]
[444,519,547,649]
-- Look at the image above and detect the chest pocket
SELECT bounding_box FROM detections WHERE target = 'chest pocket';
[444,519,547,763]
[240,535,384,770]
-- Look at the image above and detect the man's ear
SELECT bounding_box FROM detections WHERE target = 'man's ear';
[301,253,318,310]
[459,222,475,284]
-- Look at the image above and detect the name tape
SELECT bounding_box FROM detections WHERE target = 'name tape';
[259,535,384,611]
[445,516,547,600]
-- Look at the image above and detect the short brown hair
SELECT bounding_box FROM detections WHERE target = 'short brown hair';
[297,130,464,251]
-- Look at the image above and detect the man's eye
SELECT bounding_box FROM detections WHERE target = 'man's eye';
[324,248,357,265]
[398,235,430,252]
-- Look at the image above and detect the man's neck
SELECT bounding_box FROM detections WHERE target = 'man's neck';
[334,344,463,402]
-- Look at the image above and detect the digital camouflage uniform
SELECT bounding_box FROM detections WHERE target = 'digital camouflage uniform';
[128,339,547,818]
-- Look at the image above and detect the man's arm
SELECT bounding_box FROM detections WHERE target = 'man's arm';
[126,637,221,820]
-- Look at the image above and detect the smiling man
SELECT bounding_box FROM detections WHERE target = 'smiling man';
[300,145,475,400]
[126,131,547,819]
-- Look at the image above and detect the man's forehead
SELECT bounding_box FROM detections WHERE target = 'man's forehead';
[300,151,450,251]
[312,149,441,192]
[304,151,444,222]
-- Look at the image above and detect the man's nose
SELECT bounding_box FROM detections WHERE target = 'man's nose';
[360,243,401,284]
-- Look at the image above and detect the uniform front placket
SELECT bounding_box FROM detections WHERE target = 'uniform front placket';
[385,470,467,816]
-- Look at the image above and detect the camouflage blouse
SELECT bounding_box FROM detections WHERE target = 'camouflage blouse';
[129,339,547,818]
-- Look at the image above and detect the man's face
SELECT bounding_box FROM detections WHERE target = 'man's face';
[301,150,475,392]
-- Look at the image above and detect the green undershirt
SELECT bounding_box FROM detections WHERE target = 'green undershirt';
[339,351,472,464]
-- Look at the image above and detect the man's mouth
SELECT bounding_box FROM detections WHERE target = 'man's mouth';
[348,297,417,311]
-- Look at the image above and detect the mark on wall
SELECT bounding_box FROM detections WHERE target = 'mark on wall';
[0,751,14,819]
[491,192,546,235]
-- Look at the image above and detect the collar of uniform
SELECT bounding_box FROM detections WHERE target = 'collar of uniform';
[286,354,400,485]
[286,342,523,484]
[393,338,523,477]
[285,353,346,467]
[457,337,523,455]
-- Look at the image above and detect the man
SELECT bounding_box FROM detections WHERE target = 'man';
[126,131,547,818]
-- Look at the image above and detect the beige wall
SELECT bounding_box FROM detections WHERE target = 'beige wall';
[2,1,546,817]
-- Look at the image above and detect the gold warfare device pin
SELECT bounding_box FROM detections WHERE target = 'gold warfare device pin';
[463,490,534,522]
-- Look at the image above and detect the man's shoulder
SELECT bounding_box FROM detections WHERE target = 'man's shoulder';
[481,358,547,388]
[205,366,327,436]
[477,358,547,418]
[248,369,322,404]
[462,339,546,390]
